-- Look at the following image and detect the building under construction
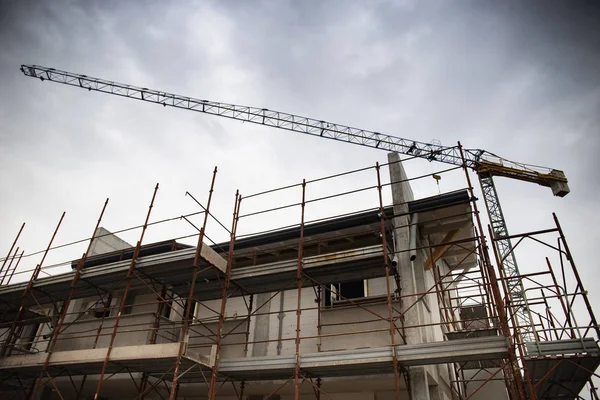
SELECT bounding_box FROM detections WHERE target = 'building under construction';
[0,151,598,400]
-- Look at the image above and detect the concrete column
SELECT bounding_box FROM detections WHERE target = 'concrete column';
[251,292,271,357]
[428,366,450,400]
[387,152,423,344]
[388,153,431,400]
[410,366,431,400]
[429,384,443,400]
[412,242,429,342]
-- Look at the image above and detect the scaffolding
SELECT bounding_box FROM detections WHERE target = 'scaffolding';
[0,148,597,400]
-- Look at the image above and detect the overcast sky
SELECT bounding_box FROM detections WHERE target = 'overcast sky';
[1,0,599,333]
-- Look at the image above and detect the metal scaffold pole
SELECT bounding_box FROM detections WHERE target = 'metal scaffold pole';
[0,246,20,286]
[5,249,24,286]
[487,225,537,400]
[376,162,402,400]
[207,190,241,399]
[94,184,159,400]
[30,198,109,399]
[458,143,526,400]
[293,179,306,400]
[169,167,218,400]
[552,213,600,339]
[0,223,25,284]
[0,213,64,358]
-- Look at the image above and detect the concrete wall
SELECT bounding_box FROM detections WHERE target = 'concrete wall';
[52,312,160,351]
[269,287,319,356]
[89,227,132,256]
[188,319,249,358]
[321,302,392,351]
[183,270,401,358]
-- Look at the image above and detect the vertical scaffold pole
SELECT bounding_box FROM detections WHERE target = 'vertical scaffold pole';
[293,179,306,400]
[169,167,218,399]
[0,246,20,285]
[553,213,600,339]
[207,190,241,399]
[0,222,25,283]
[545,258,575,339]
[6,250,25,286]
[457,143,526,400]
[376,162,402,400]
[488,226,536,400]
[139,285,168,399]
[94,184,159,400]
[0,213,64,358]
[30,199,109,399]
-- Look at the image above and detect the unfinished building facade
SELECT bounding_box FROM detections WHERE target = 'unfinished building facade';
[0,151,598,400]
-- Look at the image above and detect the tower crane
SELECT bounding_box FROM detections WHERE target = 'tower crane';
[20,64,570,341]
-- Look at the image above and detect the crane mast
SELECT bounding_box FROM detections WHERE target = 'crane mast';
[19,64,570,341]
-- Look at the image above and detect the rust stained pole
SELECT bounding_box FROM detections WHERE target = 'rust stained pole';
[464,364,507,400]
[436,252,457,331]
[149,285,168,345]
[94,184,159,400]
[169,167,218,400]
[376,162,402,400]
[30,198,109,400]
[457,143,527,400]
[0,246,20,285]
[545,257,575,339]
[488,225,536,399]
[0,222,25,281]
[207,190,241,400]
[33,215,65,282]
[553,213,600,339]
[539,289,553,340]
[92,292,112,349]
[293,179,306,400]
[478,255,497,327]
[0,212,64,358]
[537,313,549,341]
[427,236,453,332]
[6,250,24,285]
[486,228,512,326]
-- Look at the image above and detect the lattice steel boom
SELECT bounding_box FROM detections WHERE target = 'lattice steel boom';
[20,64,571,339]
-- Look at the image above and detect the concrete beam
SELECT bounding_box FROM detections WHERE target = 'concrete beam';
[0,342,211,372]
[218,336,510,380]
[199,242,228,273]
[423,230,459,270]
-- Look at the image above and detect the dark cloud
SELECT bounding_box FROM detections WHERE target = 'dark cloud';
[0,0,599,331]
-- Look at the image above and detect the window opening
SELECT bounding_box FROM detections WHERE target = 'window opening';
[90,299,110,318]
[162,295,173,320]
[21,323,40,352]
[325,279,365,306]
[123,293,136,315]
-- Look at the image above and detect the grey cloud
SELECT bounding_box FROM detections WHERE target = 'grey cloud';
[0,1,598,318]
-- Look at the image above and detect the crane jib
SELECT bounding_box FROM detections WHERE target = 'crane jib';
[19,64,568,195]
